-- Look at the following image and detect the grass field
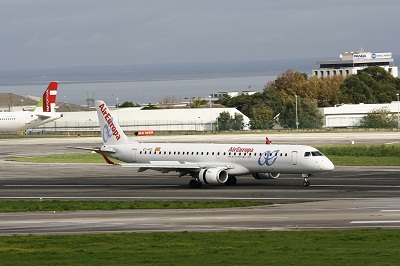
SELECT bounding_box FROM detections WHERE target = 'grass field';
[0,200,268,212]
[0,230,399,265]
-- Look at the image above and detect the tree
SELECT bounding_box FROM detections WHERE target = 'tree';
[340,75,376,104]
[265,69,309,101]
[119,101,140,108]
[360,107,398,128]
[249,105,275,129]
[279,97,323,129]
[217,112,244,130]
[231,113,244,130]
[217,112,232,130]
[340,66,400,104]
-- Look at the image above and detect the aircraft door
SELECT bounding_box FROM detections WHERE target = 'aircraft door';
[291,151,298,165]
[131,149,137,162]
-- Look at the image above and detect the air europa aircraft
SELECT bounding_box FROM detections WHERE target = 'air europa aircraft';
[0,81,62,132]
[94,100,334,188]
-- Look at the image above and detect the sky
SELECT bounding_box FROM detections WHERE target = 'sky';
[0,0,399,71]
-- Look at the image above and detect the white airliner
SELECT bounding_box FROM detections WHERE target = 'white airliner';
[93,100,334,188]
[0,81,62,132]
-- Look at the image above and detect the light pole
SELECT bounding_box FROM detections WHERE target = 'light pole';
[21,99,24,111]
[397,93,399,129]
[208,96,212,131]
[295,94,299,129]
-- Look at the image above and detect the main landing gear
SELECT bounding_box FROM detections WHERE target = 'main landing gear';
[225,176,237,186]
[302,174,311,186]
[189,179,202,188]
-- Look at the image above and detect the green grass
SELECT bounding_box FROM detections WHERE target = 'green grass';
[0,200,268,212]
[0,230,399,265]
[9,153,107,163]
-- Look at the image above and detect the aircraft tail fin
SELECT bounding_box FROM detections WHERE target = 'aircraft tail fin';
[33,81,58,113]
[95,100,135,145]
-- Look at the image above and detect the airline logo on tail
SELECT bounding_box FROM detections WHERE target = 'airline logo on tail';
[99,102,121,142]
[35,81,58,113]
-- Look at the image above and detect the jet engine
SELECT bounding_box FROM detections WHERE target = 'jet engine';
[199,168,229,185]
[252,173,280,179]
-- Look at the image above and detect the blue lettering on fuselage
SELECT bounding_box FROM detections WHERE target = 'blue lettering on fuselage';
[258,149,280,166]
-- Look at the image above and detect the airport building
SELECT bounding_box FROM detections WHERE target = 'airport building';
[313,50,398,78]
[321,101,400,128]
[38,106,250,133]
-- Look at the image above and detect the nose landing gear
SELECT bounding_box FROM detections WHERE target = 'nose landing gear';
[302,174,311,186]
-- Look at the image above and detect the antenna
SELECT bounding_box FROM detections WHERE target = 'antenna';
[86,92,95,107]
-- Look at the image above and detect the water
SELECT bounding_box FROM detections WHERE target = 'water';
[0,75,275,105]
[0,59,316,105]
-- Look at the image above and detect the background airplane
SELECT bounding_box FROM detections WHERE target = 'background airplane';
[89,100,334,188]
[0,81,62,132]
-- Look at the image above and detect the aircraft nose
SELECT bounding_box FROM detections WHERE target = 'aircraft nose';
[324,158,335,171]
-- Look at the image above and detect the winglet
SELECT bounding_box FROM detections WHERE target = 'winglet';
[34,81,58,113]
[99,149,116,165]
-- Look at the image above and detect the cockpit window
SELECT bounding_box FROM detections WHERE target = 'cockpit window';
[305,151,324,157]
[311,151,323,156]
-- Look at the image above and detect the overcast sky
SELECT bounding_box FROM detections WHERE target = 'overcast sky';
[1,0,399,71]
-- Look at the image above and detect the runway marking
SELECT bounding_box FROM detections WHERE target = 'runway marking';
[350,220,400,224]
[0,196,379,201]
[380,210,400,212]
[314,185,400,188]
[3,185,180,187]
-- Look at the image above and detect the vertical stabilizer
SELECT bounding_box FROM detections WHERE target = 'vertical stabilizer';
[95,100,134,145]
[34,81,58,113]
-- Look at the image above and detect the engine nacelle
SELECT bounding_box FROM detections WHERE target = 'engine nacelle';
[252,173,280,180]
[199,168,229,185]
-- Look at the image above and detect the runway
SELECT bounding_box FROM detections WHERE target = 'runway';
[1,132,400,234]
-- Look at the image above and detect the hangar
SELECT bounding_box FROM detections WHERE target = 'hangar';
[38,106,250,133]
[322,101,400,128]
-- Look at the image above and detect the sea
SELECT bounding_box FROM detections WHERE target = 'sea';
[0,59,319,105]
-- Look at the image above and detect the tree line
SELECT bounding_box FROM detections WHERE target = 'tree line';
[218,66,400,130]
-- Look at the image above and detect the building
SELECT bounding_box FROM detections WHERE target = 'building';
[313,50,398,78]
[38,106,250,132]
[321,101,400,128]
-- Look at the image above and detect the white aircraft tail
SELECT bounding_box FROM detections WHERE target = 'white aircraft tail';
[33,81,58,113]
[95,100,135,145]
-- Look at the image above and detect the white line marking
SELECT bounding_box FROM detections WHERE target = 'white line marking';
[350,220,400,224]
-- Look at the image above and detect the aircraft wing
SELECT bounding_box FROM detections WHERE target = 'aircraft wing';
[35,113,54,119]
[118,161,235,173]
[67,146,101,152]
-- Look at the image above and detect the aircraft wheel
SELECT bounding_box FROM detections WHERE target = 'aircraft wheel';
[225,176,237,186]
[189,179,202,188]
[302,180,310,186]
